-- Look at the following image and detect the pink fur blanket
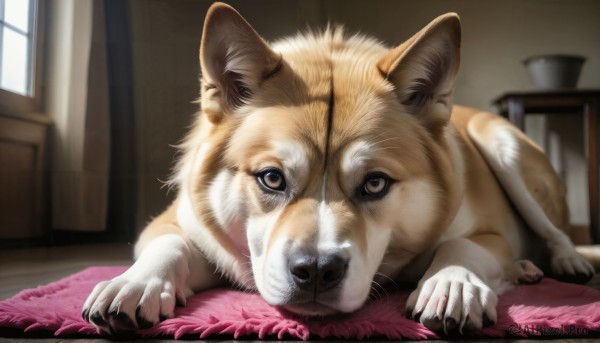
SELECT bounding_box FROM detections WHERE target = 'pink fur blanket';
[0,266,598,339]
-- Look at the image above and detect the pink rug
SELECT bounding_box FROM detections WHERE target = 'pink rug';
[0,266,598,339]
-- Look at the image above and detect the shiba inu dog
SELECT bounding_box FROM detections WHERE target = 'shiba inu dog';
[82,2,595,335]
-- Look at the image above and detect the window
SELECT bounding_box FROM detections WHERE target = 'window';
[0,0,37,96]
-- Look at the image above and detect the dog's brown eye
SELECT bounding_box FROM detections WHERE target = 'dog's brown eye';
[357,172,392,200]
[257,169,286,192]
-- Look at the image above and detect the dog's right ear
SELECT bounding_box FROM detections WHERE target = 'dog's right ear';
[200,2,281,123]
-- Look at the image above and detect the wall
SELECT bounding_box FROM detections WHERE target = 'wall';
[129,0,600,235]
[315,0,600,110]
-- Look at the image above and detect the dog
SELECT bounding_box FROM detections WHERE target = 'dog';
[82,2,595,335]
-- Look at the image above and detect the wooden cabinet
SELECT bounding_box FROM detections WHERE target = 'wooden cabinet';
[0,113,51,239]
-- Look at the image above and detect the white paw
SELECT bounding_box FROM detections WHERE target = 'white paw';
[82,270,190,333]
[82,235,193,334]
[406,266,498,335]
[550,243,594,283]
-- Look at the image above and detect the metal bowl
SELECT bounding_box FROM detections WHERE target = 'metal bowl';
[523,55,585,89]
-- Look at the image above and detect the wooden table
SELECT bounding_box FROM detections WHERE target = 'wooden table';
[493,90,600,244]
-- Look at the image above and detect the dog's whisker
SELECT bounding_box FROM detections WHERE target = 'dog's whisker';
[375,272,401,292]
[373,280,390,299]
[230,268,257,292]
[371,278,392,307]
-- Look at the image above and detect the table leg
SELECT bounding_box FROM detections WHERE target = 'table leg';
[584,98,599,243]
[507,98,525,131]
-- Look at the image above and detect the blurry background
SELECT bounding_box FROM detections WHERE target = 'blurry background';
[1,0,599,247]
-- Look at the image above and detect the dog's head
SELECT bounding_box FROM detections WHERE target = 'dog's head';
[186,3,462,316]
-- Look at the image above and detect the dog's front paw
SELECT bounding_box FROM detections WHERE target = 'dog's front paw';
[550,243,594,284]
[82,266,191,334]
[406,266,498,335]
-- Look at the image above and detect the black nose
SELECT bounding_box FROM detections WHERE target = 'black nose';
[288,250,348,292]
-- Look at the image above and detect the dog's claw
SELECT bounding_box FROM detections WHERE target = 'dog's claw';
[135,306,154,329]
[462,315,476,333]
[554,272,593,284]
[445,317,458,331]
[108,310,136,331]
[421,315,444,333]
[137,317,154,329]
[90,311,107,326]
[482,313,495,327]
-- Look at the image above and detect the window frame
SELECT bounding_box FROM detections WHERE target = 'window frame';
[0,0,45,118]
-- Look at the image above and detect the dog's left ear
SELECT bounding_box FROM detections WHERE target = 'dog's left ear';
[378,13,461,129]
[200,2,281,123]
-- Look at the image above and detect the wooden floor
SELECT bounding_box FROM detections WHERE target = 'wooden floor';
[0,244,598,342]
[0,244,133,300]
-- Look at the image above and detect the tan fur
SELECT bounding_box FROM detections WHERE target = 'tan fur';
[466,111,570,232]
[451,107,524,238]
